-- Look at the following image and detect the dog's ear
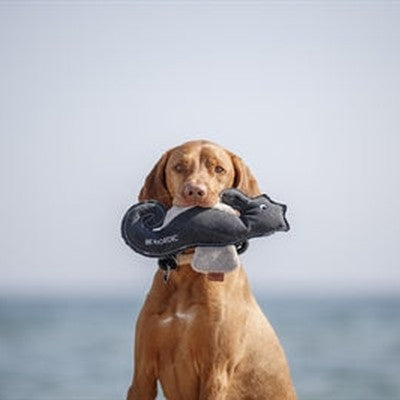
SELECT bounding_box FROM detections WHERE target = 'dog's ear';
[230,153,261,197]
[139,151,173,208]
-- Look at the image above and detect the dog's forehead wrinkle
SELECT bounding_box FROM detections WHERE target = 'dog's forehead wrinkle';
[201,146,231,164]
[169,150,192,165]
[170,148,201,172]
[174,145,200,158]
[174,142,229,164]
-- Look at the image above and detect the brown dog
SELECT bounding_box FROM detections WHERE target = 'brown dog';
[126,140,296,400]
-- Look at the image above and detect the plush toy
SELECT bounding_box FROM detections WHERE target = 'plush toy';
[121,189,289,276]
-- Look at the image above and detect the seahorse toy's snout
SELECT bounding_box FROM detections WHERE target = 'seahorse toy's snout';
[220,189,290,235]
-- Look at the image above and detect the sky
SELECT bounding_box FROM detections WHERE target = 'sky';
[0,1,399,296]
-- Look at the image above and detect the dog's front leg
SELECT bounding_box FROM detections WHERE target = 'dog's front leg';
[199,370,230,400]
[126,316,158,400]
[126,352,158,400]
[126,371,157,400]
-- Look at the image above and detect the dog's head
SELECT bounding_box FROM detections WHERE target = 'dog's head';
[139,140,261,209]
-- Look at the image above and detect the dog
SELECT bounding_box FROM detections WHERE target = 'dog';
[126,140,296,400]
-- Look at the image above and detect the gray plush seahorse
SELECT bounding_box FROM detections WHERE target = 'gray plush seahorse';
[121,189,289,273]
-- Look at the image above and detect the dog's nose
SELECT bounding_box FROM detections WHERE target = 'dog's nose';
[183,182,207,200]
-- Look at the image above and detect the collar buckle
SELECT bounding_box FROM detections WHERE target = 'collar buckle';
[158,255,178,284]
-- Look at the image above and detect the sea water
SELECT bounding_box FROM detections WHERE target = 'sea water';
[1,295,399,400]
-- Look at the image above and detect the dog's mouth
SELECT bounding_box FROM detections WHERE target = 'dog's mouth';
[173,196,219,209]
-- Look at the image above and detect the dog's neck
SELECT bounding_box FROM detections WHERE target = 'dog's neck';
[142,262,254,321]
[156,261,250,297]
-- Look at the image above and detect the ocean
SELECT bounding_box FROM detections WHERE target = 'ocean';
[1,294,399,400]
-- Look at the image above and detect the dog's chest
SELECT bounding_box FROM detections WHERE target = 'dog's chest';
[158,308,197,326]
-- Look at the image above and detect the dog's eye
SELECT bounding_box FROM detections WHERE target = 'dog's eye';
[260,204,268,210]
[215,165,225,174]
[175,164,185,173]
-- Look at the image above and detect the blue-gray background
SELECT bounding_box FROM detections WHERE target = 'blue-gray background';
[1,1,399,399]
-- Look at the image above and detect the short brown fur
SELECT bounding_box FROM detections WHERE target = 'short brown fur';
[128,140,296,400]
